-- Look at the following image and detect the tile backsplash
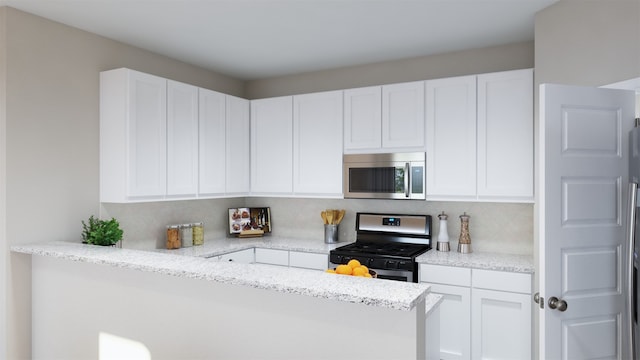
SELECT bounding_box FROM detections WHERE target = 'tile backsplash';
[102,197,533,255]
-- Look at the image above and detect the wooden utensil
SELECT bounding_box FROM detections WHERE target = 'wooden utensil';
[325,210,334,225]
[335,210,345,224]
[321,211,327,224]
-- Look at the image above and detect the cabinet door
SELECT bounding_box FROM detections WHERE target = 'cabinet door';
[471,288,531,360]
[250,97,293,194]
[426,76,477,199]
[226,95,250,195]
[382,81,425,149]
[218,249,255,264]
[289,251,329,271]
[293,91,343,195]
[167,80,199,197]
[198,88,226,196]
[254,248,289,266]
[127,70,167,198]
[477,69,533,201]
[430,284,471,360]
[344,86,382,152]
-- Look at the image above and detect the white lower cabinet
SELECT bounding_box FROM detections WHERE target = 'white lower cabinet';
[420,264,532,360]
[289,251,328,271]
[219,248,328,270]
[214,248,255,264]
[429,283,471,360]
[254,248,289,266]
[471,288,531,360]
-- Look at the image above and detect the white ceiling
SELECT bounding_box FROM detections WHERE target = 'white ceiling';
[2,0,558,80]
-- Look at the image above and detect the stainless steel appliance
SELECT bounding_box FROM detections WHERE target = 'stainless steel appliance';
[329,212,431,282]
[627,119,640,360]
[343,152,425,200]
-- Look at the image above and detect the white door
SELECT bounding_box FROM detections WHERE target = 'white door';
[540,84,635,359]
[293,90,343,195]
[226,95,250,195]
[477,69,534,201]
[127,70,167,198]
[343,86,382,152]
[382,81,425,149]
[425,75,477,199]
[250,96,293,194]
[167,80,199,197]
[198,88,226,196]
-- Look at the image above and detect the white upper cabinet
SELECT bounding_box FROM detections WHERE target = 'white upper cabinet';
[425,69,534,203]
[101,68,251,202]
[382,81,425,149]
[251,91,344,197]
[100,68,167,202]
[426,75,477,199]
[477,68,534,201]
[198,90,250,197]
[251,96,294,194]
[167,80,199,197]
[198,88,226,196]
[344,86,382,151]
[344,82,425,153]
[226,95,250,195]
[293,90,343,196]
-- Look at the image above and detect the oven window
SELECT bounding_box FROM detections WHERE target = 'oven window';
[349,167,405,193]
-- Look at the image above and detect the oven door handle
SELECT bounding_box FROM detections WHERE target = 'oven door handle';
[404,162,410,198]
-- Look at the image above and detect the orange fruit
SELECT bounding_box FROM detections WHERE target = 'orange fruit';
[336,264,353,275]
[347,259,361,269]
[352,267,367,276]
[358,265,369,273]
[325,269,336,274]
[364,273,372,278]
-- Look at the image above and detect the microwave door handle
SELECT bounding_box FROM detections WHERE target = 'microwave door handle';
[627,182,638,360]
[404,163,410,198]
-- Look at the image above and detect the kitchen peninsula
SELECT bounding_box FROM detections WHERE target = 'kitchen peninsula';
[12,240,442,360]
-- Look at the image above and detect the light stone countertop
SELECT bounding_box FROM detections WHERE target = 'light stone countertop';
[155,235,350,258]
[416,249,534,273]
[11,240,436,312]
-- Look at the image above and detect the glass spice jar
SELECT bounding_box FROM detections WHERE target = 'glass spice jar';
[180,224,193,248]
[192,222,204,246]
[166,225,181,249]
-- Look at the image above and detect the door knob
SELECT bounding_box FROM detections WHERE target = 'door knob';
[548,296,568,312]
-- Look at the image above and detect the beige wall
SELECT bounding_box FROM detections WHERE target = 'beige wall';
[0,7,6,358]
[0,7,244,359]
[535,0,640,87]
[245,41,534,99]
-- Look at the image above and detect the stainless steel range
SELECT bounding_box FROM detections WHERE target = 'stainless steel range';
[329,212,432,282]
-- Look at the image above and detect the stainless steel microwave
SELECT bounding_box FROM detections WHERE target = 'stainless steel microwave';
[343,152,425,200]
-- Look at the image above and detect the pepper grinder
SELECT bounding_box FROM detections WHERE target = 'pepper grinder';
[457,212,472,254]
[436,211,450,252]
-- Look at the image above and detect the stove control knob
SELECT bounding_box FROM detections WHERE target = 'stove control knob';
[367,258,374,266]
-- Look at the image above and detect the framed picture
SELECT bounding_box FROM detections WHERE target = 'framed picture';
[228,207,271,237]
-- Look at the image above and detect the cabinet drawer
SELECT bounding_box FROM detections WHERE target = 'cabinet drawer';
[254,248,289,266]
[289,251,328,271]
[472,269,531,294]
[420,264,471,287]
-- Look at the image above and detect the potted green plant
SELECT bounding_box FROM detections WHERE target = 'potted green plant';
[81,215,124,246]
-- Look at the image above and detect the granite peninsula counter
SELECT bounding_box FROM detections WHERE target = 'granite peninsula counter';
[13,240,443,359]
[13,240,437,311]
